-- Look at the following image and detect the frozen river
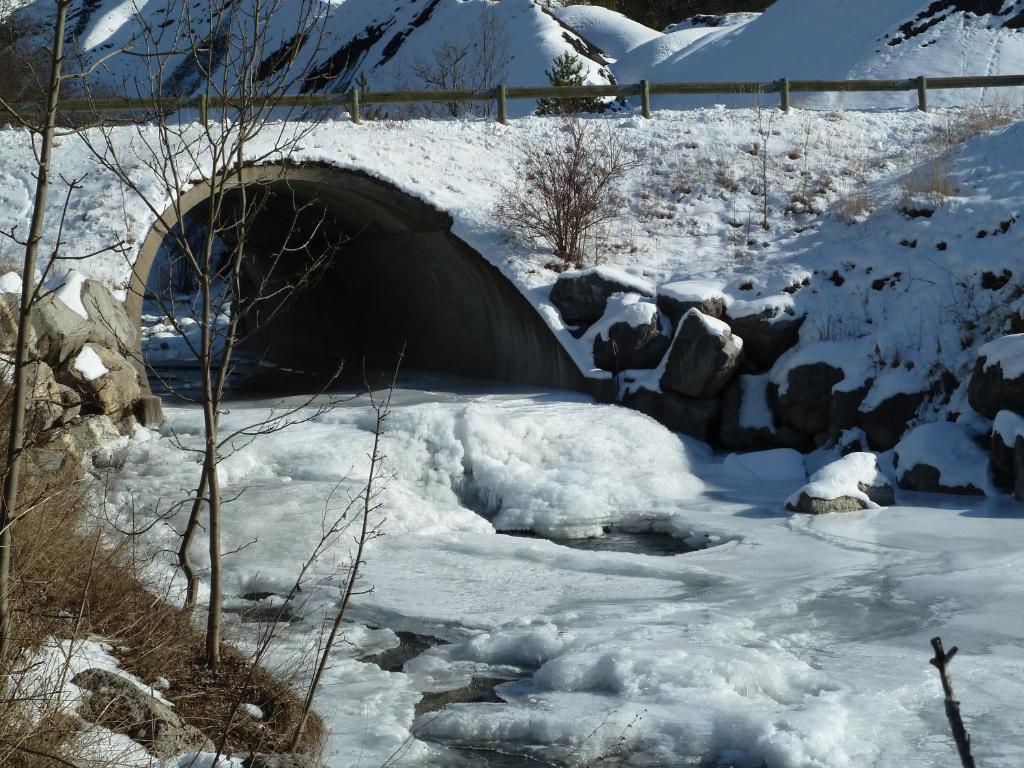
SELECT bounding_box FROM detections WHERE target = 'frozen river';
[108,375,1024,768]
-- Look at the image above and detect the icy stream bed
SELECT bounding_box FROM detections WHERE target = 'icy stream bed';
[106,376,1024,768]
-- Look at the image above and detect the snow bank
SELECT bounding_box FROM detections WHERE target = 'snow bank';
[894,422,994,495]
[860,367,926,411]
[554,5,661,60]
[723,448,805,483]
[769,340,873,396]
[979,334,1024,378]
[738,374,775,431]
[633,0,1024,108]
[994,409,1024,443]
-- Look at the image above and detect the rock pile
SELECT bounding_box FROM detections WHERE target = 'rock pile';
[0,274,162,486]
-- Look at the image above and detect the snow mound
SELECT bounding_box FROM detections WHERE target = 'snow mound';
[860,367,927,411]
[554,4,661,60]
[894,422,994,495]
[994,409,1024,442]
[979,333,1024,378]
[632,0,1024,108]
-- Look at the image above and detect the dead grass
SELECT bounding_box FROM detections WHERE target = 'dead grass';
[933,101,1024,151]
[0,403,325,765]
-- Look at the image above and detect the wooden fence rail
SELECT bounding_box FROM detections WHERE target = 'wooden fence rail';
[6,74,1024,125]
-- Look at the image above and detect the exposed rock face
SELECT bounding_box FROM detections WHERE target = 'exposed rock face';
[81,279,137,353]
[621,387,720,442]
[968,338,1024,418]
[719,376,775,450]
[787,492,871,514]
[32,293,93,366]
[592,314,669,373]
[725,308,804,370]
[660,309,742,398]
[656,282,726,327]
[25,431,82,489]
[828,381,871,443]
[57,343,141,421]
[550,268,654,331]
[991,410,1024,495]
[72,668,214,758]
[0,292,35,353]
[858,390,926,451]
[898,464,985,496]
[771,362,844,437]
[24,360,64,433]
[244,755,325,768]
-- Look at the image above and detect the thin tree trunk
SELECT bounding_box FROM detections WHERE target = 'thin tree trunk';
[178,465,208,611]
[290,396,387,750]
[0,0,68,658]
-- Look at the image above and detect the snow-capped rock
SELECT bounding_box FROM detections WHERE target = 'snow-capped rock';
[786,452,895,514]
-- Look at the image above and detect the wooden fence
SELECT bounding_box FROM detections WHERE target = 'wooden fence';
[7,74,1024,125]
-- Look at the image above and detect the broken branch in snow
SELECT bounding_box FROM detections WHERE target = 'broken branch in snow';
[930,636,977,768]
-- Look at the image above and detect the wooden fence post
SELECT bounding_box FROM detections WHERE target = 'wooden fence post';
[497,84,508,125]
[779,78,790,112]
[350,87,361,124]
[640,79,651,119]
[917,76,928,112]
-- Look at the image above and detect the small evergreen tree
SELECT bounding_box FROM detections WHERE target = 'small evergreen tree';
[536,51,603,116]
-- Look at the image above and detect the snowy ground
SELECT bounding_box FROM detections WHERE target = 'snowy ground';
[102,376,1024,768]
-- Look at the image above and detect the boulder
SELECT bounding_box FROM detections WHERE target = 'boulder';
[549,267,654,331]
[621,387,720,442]
[0,291,36,354]
[589,295,669,373]
[724,306,804,370]
[827,380,871,443]
[23,360,64,433]
[57,343,141,420]
[968,334,1024,418]
[31,293,92,366]
[134,394,166,427]
[56,383,82,424]
[65,414,122,456]
[25,431,82,488]
[656,281,727,327]
[1015,440,1024,502]
[660,309,742,398]
[771,362,844,437]
[894,422,990,496]
[991,410,1024,492]
[857,370,927,451]
[719,374,776,451]
[81,279,137,353]
[72,668,214,758]
[786,452,895,514]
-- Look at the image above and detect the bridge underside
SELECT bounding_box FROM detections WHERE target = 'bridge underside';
[130,163,595,394]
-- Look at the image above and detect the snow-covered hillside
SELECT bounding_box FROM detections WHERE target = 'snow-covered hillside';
[13,0,613,117]
[611,0,1024,107]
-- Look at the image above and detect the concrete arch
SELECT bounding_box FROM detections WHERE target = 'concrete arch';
[128,162,598,396]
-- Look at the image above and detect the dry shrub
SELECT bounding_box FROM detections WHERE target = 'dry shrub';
[934,101,1024,150]
[0,404,324,765]
[900,159,955,206]
[496,116,637,266]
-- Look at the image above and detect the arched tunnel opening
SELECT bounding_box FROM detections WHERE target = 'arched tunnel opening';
[130,163,597,396]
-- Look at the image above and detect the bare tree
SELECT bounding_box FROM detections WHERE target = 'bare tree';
[0,0,68,660]
[495,117,637,267]
[412,5,510,118]
[77,0,347,669]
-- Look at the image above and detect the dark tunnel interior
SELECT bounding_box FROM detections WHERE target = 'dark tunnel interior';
[137,166,594,395]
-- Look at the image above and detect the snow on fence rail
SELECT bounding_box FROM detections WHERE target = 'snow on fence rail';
[6,74,1024,125]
